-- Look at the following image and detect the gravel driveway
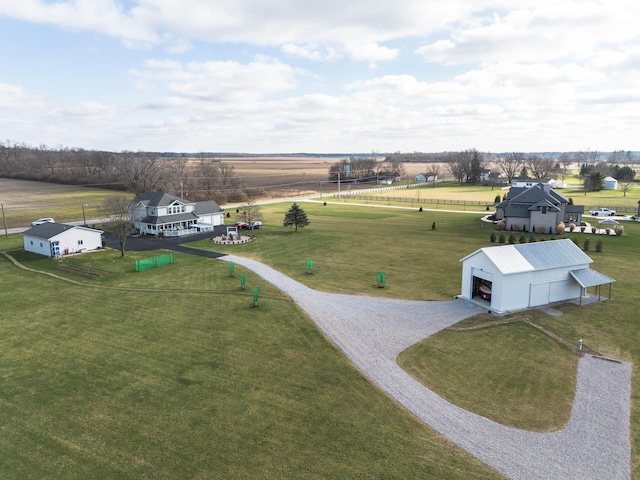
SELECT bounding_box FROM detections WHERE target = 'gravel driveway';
[222,254,631,480]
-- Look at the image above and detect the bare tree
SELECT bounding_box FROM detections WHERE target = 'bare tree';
[424,165,440,187]
[194,153,219,200]
[526,155,557,179]
[101,195,135,257]
[168,156,190,198]
[118,152,167,195]
[557,153,572,183]
[238,189,262,227]
[496,152,526,183]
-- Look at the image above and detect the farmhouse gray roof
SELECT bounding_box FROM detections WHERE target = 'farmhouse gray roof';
[140,212,199,224]
[194,200,223,214]
[133,192,223,214]
[133,191,193,207]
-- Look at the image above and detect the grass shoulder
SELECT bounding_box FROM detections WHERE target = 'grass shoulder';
[398,319,578,432]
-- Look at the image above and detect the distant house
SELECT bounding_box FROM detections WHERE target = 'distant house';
[415,173,437,182]
[604,176,618,190]
[23,223,104,257]
[495,182,584,233]
[460,239,615,314]
[481,170,508,185]
[511,178,550,188]
[130,192,225,237]
[512,178,566,189]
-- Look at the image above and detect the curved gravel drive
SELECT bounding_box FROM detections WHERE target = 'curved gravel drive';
[222,254,631,480]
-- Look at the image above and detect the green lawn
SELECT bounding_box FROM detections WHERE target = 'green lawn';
[398,319,578,431]
[0,244,500,479]
[2,198,640,478]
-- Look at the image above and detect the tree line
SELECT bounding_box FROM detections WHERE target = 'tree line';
[0,141,244,203]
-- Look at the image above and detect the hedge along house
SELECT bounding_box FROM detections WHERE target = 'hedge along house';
[495,182,584,234]
[23,223,104,258]
[130,192,225,237]
[459,239,615,314]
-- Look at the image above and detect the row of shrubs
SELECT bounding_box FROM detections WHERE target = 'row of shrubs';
[496,220,623,236]
[490,233,604,252]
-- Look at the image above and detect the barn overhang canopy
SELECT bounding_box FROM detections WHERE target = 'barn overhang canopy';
[570,268,615,288]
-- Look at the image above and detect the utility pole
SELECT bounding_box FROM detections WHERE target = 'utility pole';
[82,203,88,226]
[1,203,7,238]
[338,172,341,200]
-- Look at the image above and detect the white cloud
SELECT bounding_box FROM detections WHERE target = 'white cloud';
[133,56,302,104]
[416,1,640,65]
[0,0,543,62]
[0,0,159,46]
[0,83,43,109]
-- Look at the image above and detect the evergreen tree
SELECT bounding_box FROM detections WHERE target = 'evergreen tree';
[283,203,310,232]
[470,150,483,185]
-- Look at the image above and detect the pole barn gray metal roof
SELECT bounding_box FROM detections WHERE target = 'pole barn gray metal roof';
[513,238,592,270]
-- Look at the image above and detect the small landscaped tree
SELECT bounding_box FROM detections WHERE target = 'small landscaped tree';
[283,203,310,232]
[101,195,134,257]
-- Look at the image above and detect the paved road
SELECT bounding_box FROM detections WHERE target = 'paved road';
[221,254,631,480]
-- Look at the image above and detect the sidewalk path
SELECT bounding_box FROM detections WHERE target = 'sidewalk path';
[222,254,631,480]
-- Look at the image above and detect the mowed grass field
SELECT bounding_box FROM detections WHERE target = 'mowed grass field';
[0,178,131,229]
[2,179,640,478]
[0,241,500,479]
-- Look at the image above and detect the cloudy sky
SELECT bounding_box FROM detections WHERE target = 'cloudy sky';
[0,1,638,153]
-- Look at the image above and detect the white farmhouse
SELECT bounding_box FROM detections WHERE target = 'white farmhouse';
[129,192,225,237]
[23,223,104,257]
[459,239,614,314]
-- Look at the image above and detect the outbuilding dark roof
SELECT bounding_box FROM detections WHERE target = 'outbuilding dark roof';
[23,223,76,239]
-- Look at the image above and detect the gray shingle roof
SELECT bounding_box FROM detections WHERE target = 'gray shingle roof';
[194,200,223,214]
[132,191,192,207]
[23,223,76,239]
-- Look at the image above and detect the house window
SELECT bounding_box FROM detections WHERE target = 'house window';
[30,240,34,245]
[78,240,84,245]
[40,242,43,247]
[541,206,548,214]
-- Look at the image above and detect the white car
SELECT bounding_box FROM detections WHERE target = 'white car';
[31,217,55,226]
[250,221,262,229]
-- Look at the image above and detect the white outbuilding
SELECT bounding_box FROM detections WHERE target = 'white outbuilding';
[459,239,614,314]
[604,176,618,190]
[23,223,104,257]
